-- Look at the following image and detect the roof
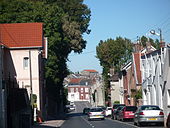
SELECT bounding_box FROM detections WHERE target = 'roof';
[0,23,43,48]
[83,69,98,73]
[69,78,82,84]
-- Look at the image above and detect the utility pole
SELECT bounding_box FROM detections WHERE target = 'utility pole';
[158,28,165,48]
[150,28,165,48]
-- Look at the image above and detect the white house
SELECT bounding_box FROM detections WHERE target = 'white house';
[162,45,170,125]
[0,23,47,119]
[141,49,163,108]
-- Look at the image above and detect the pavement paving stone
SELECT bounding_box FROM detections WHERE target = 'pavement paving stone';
[32,120,65,128]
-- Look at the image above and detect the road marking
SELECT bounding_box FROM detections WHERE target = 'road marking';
[108,118,138,128]
[80,116,95,128]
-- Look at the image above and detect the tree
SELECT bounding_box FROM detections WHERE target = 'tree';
[96,37,133,102]
[0,0,91,116]
[140,36,160,49]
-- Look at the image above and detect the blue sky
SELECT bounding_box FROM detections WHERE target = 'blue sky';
[67,0,170,73]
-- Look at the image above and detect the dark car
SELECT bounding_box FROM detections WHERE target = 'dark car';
[83,107,90,114]
[111,104,125,119]
[118,106,137,121]
[114,106,125,120]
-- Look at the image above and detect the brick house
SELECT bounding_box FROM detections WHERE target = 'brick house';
[67,78,90,102]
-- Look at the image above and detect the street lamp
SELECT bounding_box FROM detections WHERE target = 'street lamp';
[149,29,165,48]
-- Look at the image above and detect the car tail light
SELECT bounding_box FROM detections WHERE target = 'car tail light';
[88,112,92,115]
[101,111,105,114]
[139,112,144,115]
[159,112,164,115]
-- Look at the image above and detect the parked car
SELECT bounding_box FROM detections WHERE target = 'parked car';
[114,106,125,120]
[118,106,137,121]
[88,107,105,121]
[104,107,112,117]
[134,105,164,126]
[166,112,170,128]
[111,104,125,119]
[83,107,90,114]
[69,104,75,111]
[97,106,106,111]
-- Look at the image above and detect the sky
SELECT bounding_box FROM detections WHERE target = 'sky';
[67,0,170,73]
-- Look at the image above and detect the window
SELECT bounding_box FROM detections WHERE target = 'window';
[70,88,74,93]
[167,90,170,106]
[23,57,29,69]
[85,88,89,93]
[76,88,78,92]
[81,88,84,92]
[71,94,74,98]
[86,94,89,99]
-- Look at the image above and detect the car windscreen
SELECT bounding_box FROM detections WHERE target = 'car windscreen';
[141,106,160,110]
[90,108,103,112]
[108,108,112,110]
[125,106,137,111]
[117,106,124,110]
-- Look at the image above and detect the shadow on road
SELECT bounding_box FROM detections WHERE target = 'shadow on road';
[67,112,85,118]
[33,125,60,128]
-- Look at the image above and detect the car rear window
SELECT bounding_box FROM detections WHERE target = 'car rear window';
[125,106,137,111]
[108,108,112,110]
[141,106,160,110]
[113,104,125,109]
[90,108,103,112]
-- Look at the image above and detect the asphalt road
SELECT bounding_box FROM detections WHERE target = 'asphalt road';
[61,101,164,128]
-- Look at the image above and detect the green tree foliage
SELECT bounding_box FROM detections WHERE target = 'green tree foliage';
[96,37,133,72]
[96,37,133,101]
[0,0,91,113]
[140,36,160,49]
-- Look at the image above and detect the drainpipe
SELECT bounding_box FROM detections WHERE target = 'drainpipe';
[0,45,6,128]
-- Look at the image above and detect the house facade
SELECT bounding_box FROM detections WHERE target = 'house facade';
[109,68,121,106]
[141,49,163,108]
[162,45,170,124]
[68,85,90,102]
[0,23,47,125]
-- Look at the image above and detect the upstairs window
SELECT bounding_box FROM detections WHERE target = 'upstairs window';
[23,57,29,69]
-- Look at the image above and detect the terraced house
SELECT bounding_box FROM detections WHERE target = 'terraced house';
[0,23,47,127]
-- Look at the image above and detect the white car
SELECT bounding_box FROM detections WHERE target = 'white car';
[88,107,105,121]
[105,107,112,117]
[134,105,164,126]
[69,104,75,110]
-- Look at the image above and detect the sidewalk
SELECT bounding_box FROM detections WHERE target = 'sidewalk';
[32,120,65,128]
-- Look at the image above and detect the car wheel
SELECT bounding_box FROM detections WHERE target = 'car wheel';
[134,121,137,125]
[88,118,91,121]
[138,122,143,127]
[101,118,105,120]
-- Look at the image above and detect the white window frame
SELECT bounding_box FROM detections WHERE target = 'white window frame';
[81,88,83,93]
[70,88,74,93]
[85,88,89,93]
[23,57,29,69]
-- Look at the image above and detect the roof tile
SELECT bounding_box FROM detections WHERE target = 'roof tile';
[0,23,43,48]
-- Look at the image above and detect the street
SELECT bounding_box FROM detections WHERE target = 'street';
[61,101,164,128]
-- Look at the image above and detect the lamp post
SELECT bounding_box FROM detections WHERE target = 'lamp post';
[150,29,165,48]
